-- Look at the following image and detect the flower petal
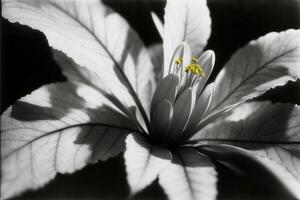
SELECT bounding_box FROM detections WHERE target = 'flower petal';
[163,0,211,77]
[168,43,192,76]
[167,88,196,144]
[194,50,215,98]
[181,83,214,142]
[150,74,179,117]
[151,100,174,141]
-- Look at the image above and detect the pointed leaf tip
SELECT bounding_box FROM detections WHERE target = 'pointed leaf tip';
[151,11,163,39]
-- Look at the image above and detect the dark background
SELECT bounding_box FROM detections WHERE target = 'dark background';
[1,0,300,199]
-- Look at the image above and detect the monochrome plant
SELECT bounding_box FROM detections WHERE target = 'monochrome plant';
[1,0,300,199]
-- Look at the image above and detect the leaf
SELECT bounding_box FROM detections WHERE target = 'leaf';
[124,134,171,196]
[53,49,106,87]
[148,44,163,82]
[163,0,211,76]
[210,29,300,112]
[53,50,145,129]
[1,81,136,199]
[192,101,300,198]
[2,0,156,117]
[151,12,163,39]
[158,148,217,200]
[198,145,300,199]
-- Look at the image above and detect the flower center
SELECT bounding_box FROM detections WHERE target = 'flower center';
[185,57,206,77]
[171,56,207,100]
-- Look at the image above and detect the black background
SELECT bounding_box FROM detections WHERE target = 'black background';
[1,0,300,199]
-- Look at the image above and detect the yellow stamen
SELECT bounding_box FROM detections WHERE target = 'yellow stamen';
[201,72,206,77]
[175,57,183,65]
[191,57,198,63]
[185,63,203,75]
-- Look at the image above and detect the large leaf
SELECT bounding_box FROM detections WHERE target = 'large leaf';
[124,134,171,195]
[210,29,300,111]
[192,101,300,198]
[148,44,163,83]
[158,148,217,200]
[198,145,300,199]
[2,0,156,117]
[163,0,211,76]
[1,81,136,199]
[53,50,145,129]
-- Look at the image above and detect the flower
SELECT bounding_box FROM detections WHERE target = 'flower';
[149,44,215,147]
[1,0,300,199]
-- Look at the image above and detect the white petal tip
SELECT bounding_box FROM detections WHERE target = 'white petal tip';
[204,50,215,62]
[199,50,215,71]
